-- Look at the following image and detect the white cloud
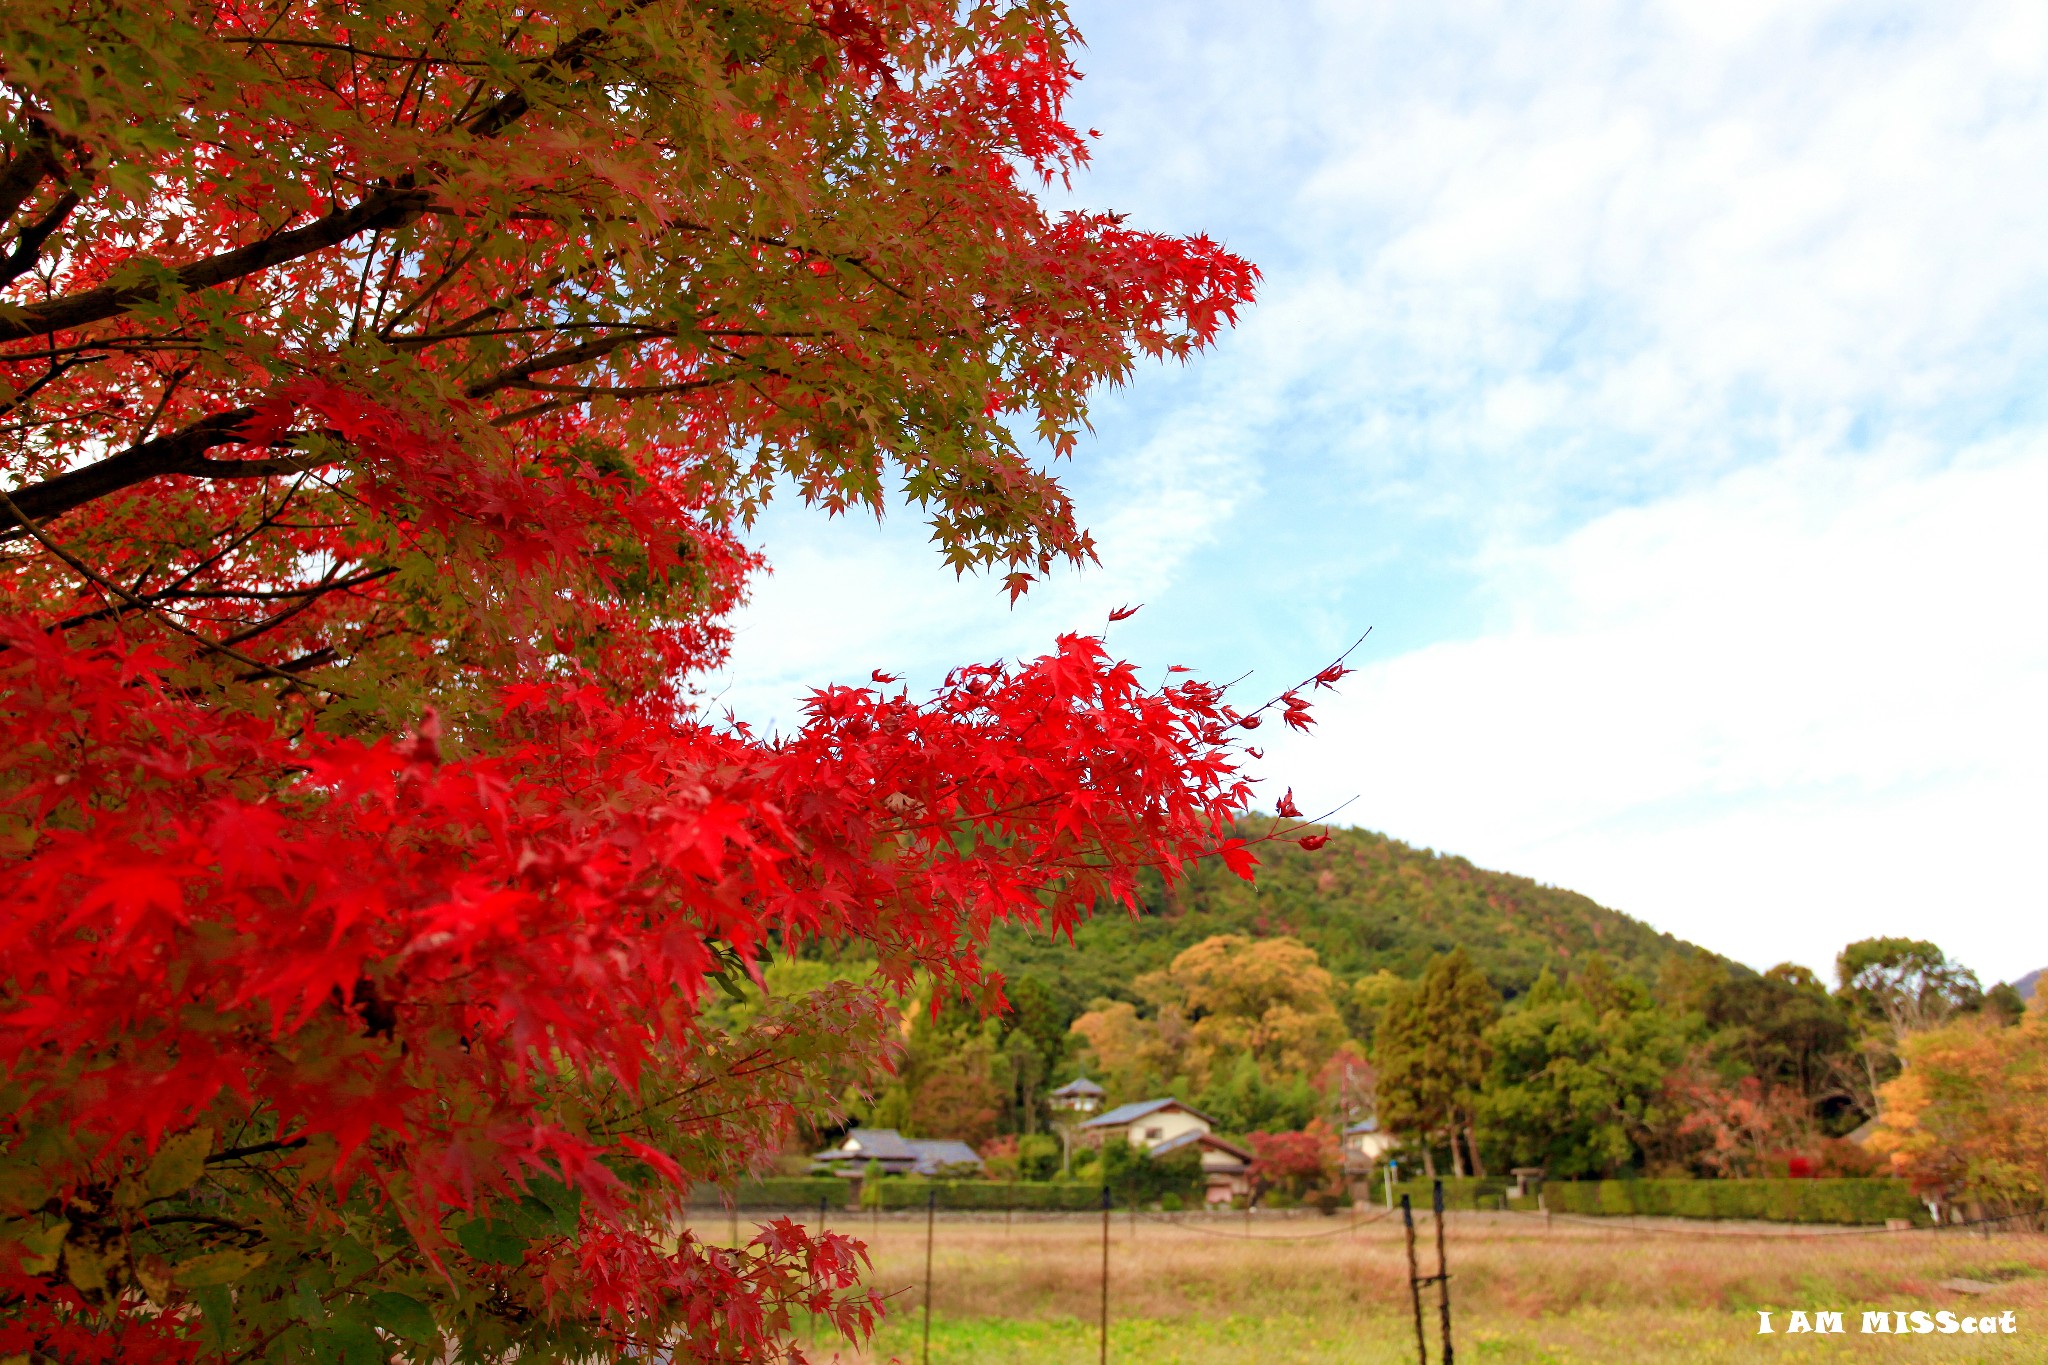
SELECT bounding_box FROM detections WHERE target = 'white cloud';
[707,0,2048,978]
[1260,437,2048,982]
[1065,0,2048,521]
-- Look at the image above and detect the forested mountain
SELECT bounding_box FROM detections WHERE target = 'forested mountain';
[983,822,1726,1023]
[798,824,2010,1181]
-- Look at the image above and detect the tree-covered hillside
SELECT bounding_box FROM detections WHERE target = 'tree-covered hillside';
[983,822,1724,1021]
[790,827,2013,1186]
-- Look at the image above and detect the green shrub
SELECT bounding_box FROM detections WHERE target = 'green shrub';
[1100,1136,1204,1207]
[1160,1193,1184,1212]
[861,1180,1109,1211]
[1386,1177,1508,1211]
[1016,1133,1061,1182]
[1531,1179,1929,1226]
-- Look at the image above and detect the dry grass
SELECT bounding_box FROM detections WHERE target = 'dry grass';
[687,1208,2048,1363]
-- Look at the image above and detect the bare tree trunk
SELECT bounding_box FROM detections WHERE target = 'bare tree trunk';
[1422,1143,1437,1179]
[1465,1119,1487,1178]
[1451,1129,1468,1178]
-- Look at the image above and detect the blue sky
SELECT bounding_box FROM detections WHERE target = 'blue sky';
[711,0,2048,985]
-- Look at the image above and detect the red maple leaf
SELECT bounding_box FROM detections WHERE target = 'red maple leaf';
[1215,838,1260,881]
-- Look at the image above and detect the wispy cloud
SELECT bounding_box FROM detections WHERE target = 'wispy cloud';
[710,0,2048,981]
[1258,435,2048,978]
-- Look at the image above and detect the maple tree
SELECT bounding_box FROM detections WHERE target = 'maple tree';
[0,3,1345,1361]
[1870,1012,2048,1216]
[1242,1119,1339,1204]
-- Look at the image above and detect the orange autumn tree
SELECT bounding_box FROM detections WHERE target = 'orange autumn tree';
[1872,1013,2048,1216]
[0,3,1346,1361]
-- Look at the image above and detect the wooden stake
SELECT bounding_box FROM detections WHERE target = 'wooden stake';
[1402,1194,1427,1365]
[1099,1185,1112,1365]
[921,1188,936,1365]
[1434,1178,1454,1365]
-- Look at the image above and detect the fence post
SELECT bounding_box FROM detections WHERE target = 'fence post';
[1434,1178,1454,1365]
[1402,1194,1427,1365]
[921,1187,936,1365]
[1099,1184,1112,1365]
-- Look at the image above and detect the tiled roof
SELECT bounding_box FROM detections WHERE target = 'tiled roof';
[906,1140,985,1174]
[1050,1076,1107,1098]
[811,1130,988,1174]
[1344,1118,1382,1135]
[1146,1129,1253,1164]
[834,1128,915,1161]
[1080,1097,1215,1130]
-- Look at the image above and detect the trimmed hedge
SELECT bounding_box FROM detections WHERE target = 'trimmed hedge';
[688,1178,855,1210]
[1373,1176,1929,1225]
[862,1180,1108,1211]
[1535,1178,1930,1226]
[1385,1178,1508,1211]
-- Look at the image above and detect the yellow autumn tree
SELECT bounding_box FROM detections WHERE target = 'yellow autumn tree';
[1067,998,1190,1099]
[1871,1012,2048,1214]
[1067,935,1347,1104]
[1160,934,1347,1087]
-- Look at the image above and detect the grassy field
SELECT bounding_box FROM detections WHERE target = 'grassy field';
[688,1209,2048,1364]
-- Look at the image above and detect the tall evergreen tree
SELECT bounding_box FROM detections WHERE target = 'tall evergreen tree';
[1376,947,1498,1176]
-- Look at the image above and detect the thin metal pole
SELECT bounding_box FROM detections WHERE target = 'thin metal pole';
[1402,1194,1427,1365]
[1433,1178,1454,1365]
[1099,1184,1112,1365]
[921,1188,936,1365]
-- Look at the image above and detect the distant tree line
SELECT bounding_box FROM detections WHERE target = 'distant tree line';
[711,827,2036,1213]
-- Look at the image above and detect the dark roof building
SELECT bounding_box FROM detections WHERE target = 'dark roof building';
[811,1129,987,1178]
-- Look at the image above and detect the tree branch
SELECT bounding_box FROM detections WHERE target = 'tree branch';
[0,137,60,228]
[0,483,338,693]
[0,408,263,532]
[0,190,79,287]
[463,329,659,399]
[0,186,432,343]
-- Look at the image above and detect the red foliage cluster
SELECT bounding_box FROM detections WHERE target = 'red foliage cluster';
[0,1,1311,1358]
[1246,1120,1342,1200]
